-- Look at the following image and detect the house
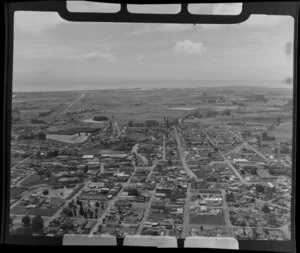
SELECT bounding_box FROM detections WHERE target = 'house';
[233,158,249,165]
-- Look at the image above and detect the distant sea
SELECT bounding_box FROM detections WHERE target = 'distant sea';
[13,79,292,93]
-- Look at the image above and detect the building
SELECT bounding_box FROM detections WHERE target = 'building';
[233,158,248,166]
[82,155,94,159]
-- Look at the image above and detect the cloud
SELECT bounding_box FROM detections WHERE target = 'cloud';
[157,24,192,32]
[67,52,117,61]
[67,1,120,13]
[14,44,72,59]
[14,42,117,62]
[211,3,242,15]
[172,40,206,56]
[14,12,66,32]
[242,15,289,28]
[129,25,155,35]
[197,24,221,30]
[128,4,180,14]
[137,50,167,61]
[188,3,242,15]
[129,24,192,35]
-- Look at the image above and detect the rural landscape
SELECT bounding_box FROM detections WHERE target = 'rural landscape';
[9,84,293,241]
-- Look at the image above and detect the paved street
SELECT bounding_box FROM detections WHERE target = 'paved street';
[112,120,122,137]
[89,159,147,235]
[174,126,199,181]
[15,171,35,187]
[11,153,36,170]
[88,184,126,235]
[221,189,233,237]
[131,143,149,165]
[182,183,191,238]
[202,129,245,183]
[58,94,85,116]
[224,125,269,161]
[162,134,166,160]
[43,182,88,228]
[136,184,157,235]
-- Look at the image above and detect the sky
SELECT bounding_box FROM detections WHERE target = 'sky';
[13,2,294,92]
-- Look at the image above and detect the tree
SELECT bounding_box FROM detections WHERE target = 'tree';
[37,131,46,140]
[62,208,73,217]
[79,206,84,216]
[129,188,139,197]
[262,203,270,213]
[31,215,44,233]
[170,195,177,202]
[42,189,49,195]
[84,211,88,219]
[83,165,88,173]
[222,109,231,116]
[268,215,278,227]
[95,201,100,208]
[37,169,45,176]
[61,220,74,231]
[22,215,31,227]
[93,116,108,121]
[276,117,281,124]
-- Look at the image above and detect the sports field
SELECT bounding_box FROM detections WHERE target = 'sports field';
[46,133,91,144]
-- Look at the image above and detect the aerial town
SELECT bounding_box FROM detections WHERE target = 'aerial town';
[9,85,293,241]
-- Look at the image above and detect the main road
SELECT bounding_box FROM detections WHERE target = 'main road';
[202,129,245,183]
[43,182,88,228]
[131,144,149,166]
[224,125,269,161]
[136,184,157,235]
[221,189,234,237]
[11,153,36,170]
[173,126,199,181]
[182,183,191,238]
[162,134,166,160]
[58,93,85,116]
[89,159,145,235]
[112,120,122,137]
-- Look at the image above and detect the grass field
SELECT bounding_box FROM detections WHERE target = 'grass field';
[189,214,225,225]
[20,174,58,187]
[10,204,59,217]
[36,187,74,200]
[268,121,293,139]
[46,133,91,144]
[81,119,108,124]
[10,187,27,199]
